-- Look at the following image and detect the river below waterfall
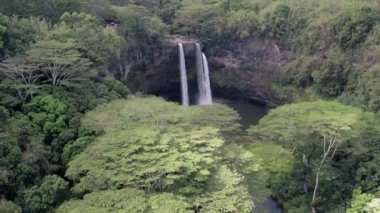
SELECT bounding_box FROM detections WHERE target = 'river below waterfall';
[216,99,284,213]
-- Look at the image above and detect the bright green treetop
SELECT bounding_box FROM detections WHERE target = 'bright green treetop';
[63,97,252,212]
[56,188,190,213]
[24,95,68,136]
[0,199,22,213]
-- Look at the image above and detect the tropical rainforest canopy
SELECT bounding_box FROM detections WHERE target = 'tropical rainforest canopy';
[0,0,379,212]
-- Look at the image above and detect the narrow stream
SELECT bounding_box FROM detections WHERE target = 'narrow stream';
[217,99,284,213]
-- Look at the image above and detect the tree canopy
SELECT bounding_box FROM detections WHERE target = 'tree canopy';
[64,97,253,212]
[0,0,380,212]
[249,100,380,212]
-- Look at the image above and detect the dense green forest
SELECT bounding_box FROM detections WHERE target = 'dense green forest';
[0,0,379,212]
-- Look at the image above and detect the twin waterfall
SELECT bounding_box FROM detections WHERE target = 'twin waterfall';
[178,43,213,106]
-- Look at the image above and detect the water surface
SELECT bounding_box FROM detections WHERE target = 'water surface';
[217,99,283,213]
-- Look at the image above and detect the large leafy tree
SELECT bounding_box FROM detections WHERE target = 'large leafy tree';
[56,188,190,213]
[0,199,22,213]
[54,12,122,67]
[0,16,48,57]
[0,57,41,102]
[23,175,69,213]
[0,0,80,23]
[24,39,93,87]
[66,125,224,195]
[249,100,369,212]
[66,98,227,196]
[64,97,253,212]
[24,95,68,137]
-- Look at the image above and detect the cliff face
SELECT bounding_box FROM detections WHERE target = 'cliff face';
[141,36,294,106]
[142,36,200,103]
[207,39,294,105]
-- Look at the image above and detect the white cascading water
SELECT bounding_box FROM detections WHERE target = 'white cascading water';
[195,43,213,105]
[202,53,213,104]
[178,43,189,106]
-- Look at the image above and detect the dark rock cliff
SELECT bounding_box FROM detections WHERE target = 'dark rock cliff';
[138,35,294,106]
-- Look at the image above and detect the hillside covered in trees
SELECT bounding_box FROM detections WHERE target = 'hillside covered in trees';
[0,0,379,212]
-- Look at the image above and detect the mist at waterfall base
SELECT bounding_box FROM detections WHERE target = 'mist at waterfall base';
[178,43,212,106]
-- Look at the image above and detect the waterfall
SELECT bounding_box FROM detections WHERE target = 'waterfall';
[202,53,213,104]
[195,43,213,105]
[178,42,212,106]
[178,43,189,106]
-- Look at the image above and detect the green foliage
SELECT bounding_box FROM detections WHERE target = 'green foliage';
[0,199,22,213]
[0,134,21,167]
[347,189,375,213]
[1,16,48,56]
[331,7,379,50]
[66,98,225,195]
[156,0,183,24]
[0,133,22,197]
[24,39,94,87]
[225,9,259,39]
[79,97,239,134]
[356,154,380,194]
[250,100,363,149]
[280,51,353,98]
[61,136,95,164]
[0,115,49,198]
[103,76,129,97]
[24,95,68,136]
[249,143,293,185]
[56,188,148,213]
[261,4,292,39]
[249,100,372,212]
[64,97,253,212]
[365,198,380,213]
[173,3,223,42]
[0,15,6,52]
[295,6,379,53]
[279,56,314,88]
[352,114,380,194]
[340,63,380,113]
[311,52,352,97]
[56,188,189,213]
[0,56,42,103]
[113,4,167,59]
[0,0,80,23]
[56,12,122,66]
[59,168,251,213]
[0,105,8,123]
[172,0,380,114]
[1,1,380,213]
[0,81,128,211]
[23,175,69,213]
[149,193,190,212]
[196,165,252,213]
[51,80,127,114]
[366,25,380,46]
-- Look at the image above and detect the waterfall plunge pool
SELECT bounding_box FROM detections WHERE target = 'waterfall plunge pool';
[215,99,284,213]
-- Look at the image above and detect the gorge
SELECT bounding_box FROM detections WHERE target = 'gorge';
[0,0,379,213]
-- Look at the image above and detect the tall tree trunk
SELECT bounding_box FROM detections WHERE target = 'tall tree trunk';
[303,153,309,193]
[311,152,328,212]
